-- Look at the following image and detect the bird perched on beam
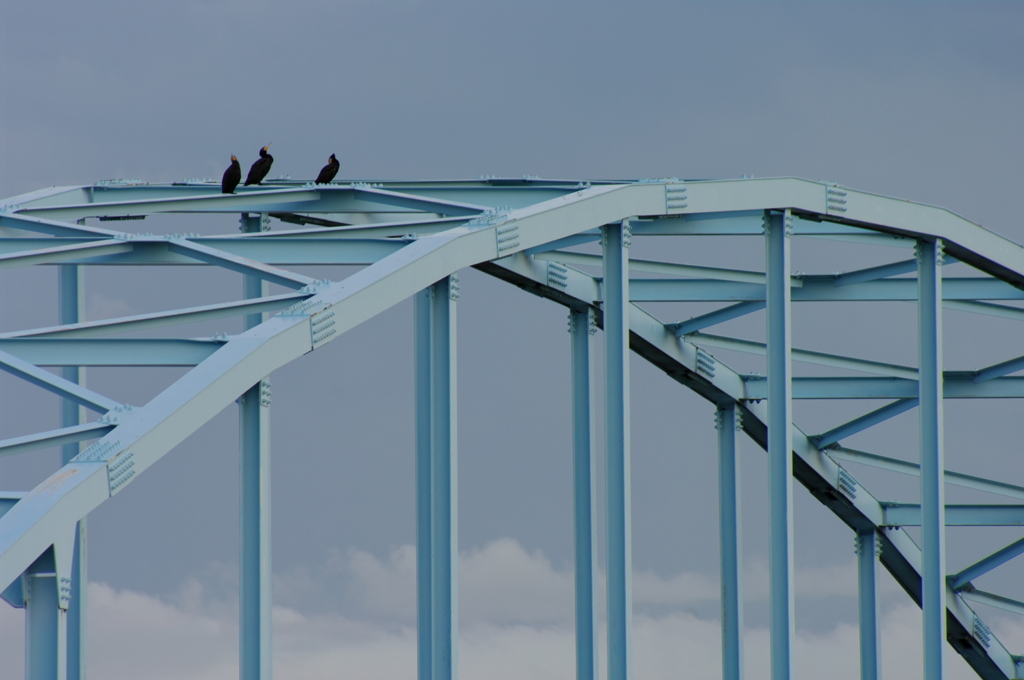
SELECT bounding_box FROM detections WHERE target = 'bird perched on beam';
[244,145,274,186]
[221,155,241,194]
[315,153,340,184]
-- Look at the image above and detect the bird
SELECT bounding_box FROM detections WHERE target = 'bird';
[221,155,241,194]
[244,145,274,186]
[315,153,340,184]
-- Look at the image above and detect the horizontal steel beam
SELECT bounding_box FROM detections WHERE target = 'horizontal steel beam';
[689,332,917,378]
[1,292,310,339]
[240,215,471,239]
[882,504,1024,526]
[0,423,114,458]
[15,187,323,220]
[744,375,1024,399]
[0,338,223,366]
[0,239,134,269]
[828,448,1024,501]
[0,213,121,238]
[534,251,793,285]
[626,277,1024,302]
[0,237,407,266]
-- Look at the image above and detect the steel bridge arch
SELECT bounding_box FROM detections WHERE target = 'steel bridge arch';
[1,176,1023,679]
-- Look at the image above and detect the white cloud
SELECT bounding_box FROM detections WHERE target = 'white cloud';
[0,539,1005,679]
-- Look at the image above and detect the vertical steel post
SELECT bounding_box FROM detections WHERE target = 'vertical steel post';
[917,239,946,678]
[717,403,744,680]
[58,262,86,680]
[570,307,597,680]
[857,529,880,680]
[765,210,795,680]
[415,289,433,680]
[240,213,271,680]
[415,277,459,680]
[603,220,632,680]
[25,553,65,680]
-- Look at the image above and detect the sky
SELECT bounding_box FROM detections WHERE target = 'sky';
[2,1,1024,678]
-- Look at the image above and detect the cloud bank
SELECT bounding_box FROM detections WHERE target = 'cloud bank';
[0,538,1006,679]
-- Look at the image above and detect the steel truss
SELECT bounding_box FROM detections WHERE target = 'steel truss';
[1,176,1023,679]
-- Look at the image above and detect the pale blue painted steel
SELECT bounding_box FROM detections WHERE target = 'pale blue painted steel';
[570,307,597,680]
[0,236,408,266]
[884,504,1024,527]
[0,424,114,459]
[240,212,272,680]
[415,288,434,680]
[857,530,880,680]
[59,263,86,680]
[414,279,459,680]
[0,239,132,268]
[974,355,1024,382]
[832,258,918,286]
[830,448,1024,501]
[813,399,919,449]
[949,537,1024,590]
[961,589,1024,617]
[0,213,122,238]
[627,276,1024,303]
[917,239,946,679]
[0,338,224,367]
[1,291,310,340]
[25,555,63,680]
[5,178,1024,679]
[603,221,632,680]
[744,375,1024,400]
[167,238,316,289]
[717,404,744,680]
[0,349,120,413]
[689,332,916,379]
[671,301,765,336]
[431,278,459,680]
[765,210,795,680]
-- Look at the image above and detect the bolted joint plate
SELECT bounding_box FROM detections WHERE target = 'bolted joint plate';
[107,451,136,495]
[547,262,569,290]
[664,182,688,213]
[973,615,993,648]
[825,185,848,215]
[837,468,858,499]
[310,309,337,349]
[696,348,716,380]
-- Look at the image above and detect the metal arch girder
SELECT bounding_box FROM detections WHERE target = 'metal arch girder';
[3,177,1024,678]
[475,254,1018,679]
[0,180,665,609]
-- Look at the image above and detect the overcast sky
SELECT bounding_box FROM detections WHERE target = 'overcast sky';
[2,1,1023,678]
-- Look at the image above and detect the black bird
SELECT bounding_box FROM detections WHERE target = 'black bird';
[221,155,241,194]
[315,153,340,184]
[244,145,274,186]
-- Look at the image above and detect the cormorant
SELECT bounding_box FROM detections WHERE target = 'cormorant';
[244,145,274,186]
[315,153,340,184]
[221,155,241,194]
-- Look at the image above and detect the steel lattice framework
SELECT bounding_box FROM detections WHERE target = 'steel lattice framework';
[1,176,1023,680]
